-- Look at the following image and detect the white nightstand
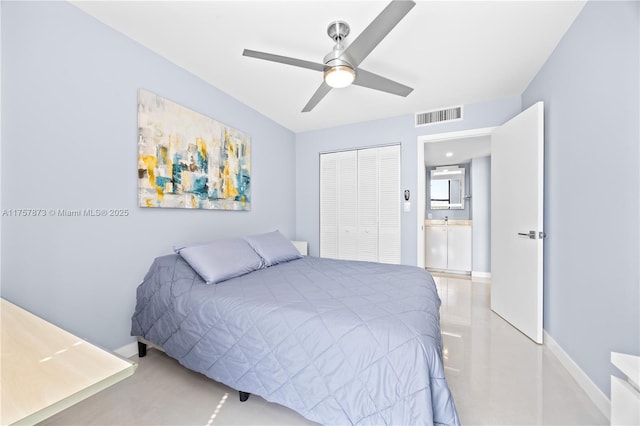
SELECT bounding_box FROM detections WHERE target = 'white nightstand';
[291,240,308,256]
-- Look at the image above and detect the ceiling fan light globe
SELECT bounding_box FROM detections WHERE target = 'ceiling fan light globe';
[324,66,356,88]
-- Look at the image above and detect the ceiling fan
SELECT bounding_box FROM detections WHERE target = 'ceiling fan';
[242,0,416,112]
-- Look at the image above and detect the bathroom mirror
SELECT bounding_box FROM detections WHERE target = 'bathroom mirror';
[430,166,465,210]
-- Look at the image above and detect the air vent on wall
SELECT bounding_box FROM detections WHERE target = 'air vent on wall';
[415,106,463,127]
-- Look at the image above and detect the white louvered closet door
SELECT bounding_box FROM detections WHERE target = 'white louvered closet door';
[357,148,379,262]
[337,150,358,260]
[319,145,400,264]
[319,153,338,258]
[378,145,401,264]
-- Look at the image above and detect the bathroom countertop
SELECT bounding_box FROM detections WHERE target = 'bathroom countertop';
[425,219,472,226]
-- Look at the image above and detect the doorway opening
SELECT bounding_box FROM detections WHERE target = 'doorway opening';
[416,127,495,272]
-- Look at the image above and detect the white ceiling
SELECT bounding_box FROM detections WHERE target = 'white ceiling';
[424,136,491,167]
[71,1,585,133]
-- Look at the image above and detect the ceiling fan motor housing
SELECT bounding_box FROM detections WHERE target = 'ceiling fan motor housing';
[323,46,356,89]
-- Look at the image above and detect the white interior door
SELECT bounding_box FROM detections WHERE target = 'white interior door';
[357,148,379,262]
[319,153,338,259]
[377,145,401,264]
[338,151,358,260]
[491,102,544,344]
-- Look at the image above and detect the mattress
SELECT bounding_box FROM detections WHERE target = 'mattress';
[131,254,459,425]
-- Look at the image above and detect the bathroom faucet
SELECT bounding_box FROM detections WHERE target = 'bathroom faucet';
[444,216,448,223]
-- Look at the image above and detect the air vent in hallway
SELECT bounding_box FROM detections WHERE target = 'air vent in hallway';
[415,106,463,127]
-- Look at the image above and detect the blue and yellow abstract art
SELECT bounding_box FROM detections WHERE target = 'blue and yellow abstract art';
[137,89,251,210]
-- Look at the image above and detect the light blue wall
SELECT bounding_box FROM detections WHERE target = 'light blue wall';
[295,96,521,262]
[0,1,296,350]
[522,0,639,396]
[471,156,490,274]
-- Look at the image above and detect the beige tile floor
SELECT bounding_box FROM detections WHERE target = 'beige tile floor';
[42,273,608,425]
[433,273,607,425]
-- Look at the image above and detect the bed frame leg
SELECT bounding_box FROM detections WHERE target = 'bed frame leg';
[239,391,250,402]
[138,341,147,358]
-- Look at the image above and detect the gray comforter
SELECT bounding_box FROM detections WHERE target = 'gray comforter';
[131,255,459,425]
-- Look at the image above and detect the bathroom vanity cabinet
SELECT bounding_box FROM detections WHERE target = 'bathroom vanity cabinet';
[425,220,472,273]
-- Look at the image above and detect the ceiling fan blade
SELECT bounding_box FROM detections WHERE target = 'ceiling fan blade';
[342,0,415,68]
[243,49,325,72]
[353,68,413,97]
[302,82,332,112]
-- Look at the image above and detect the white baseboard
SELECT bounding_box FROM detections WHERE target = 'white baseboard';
[544,331,610,420]
[115,341,139,359]
[471,271,491,278]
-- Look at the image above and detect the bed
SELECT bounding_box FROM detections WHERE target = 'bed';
[131,232,459,425]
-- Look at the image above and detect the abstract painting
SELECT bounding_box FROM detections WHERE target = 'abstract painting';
[137,89,251,210]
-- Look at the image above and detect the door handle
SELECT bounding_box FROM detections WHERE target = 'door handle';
[518,231,546,239]
[518,231,536,239]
